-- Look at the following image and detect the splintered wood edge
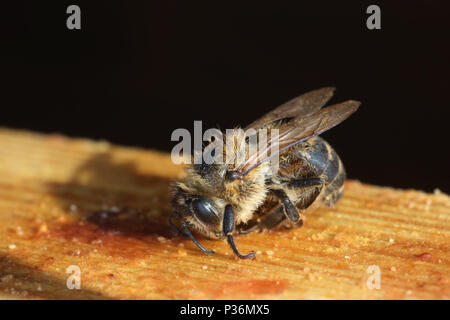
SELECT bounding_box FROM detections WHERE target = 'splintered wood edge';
[0,128,449,300]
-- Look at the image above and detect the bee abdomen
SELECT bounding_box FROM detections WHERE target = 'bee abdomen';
[317,138,346,207]
[283,137,346,209]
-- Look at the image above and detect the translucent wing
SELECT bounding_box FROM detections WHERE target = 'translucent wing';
[245,87,336,131]
[238,99,360,175]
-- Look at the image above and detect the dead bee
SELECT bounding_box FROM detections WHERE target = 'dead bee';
[170,87,360,259]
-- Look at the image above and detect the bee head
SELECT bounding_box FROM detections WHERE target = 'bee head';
[171,184,223,238]
[171,183,256,259]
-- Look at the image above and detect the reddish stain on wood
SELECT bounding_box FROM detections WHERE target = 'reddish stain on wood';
[415,252,433,262]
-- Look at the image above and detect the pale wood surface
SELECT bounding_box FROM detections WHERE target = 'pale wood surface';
[0,128,448,299]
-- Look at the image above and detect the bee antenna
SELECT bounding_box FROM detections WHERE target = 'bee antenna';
[181,220,215,255]
[169,212,188,238]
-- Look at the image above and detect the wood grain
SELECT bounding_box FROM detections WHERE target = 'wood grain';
[0,128,448,299]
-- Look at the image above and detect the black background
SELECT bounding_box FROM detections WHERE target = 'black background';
[2,1,449,192]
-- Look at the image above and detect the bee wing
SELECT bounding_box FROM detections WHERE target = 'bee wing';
[245,87,336,131]
[239,100,361,175]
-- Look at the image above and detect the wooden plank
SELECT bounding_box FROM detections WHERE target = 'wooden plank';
[0,128,448,299]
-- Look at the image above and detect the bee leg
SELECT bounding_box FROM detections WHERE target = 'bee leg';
[270,189,302,223]
[288,178,323,210]
[223,205,255,259]
[239,205,286,234]
[241,179,323,234]
[288,178,323,190]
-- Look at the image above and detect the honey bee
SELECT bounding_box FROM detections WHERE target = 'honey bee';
[170,87,360,259]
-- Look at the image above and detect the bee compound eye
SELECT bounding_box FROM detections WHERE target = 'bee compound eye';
[192,197,220,225]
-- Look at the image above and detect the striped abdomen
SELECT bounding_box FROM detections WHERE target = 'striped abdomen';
[291,136,346,207]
